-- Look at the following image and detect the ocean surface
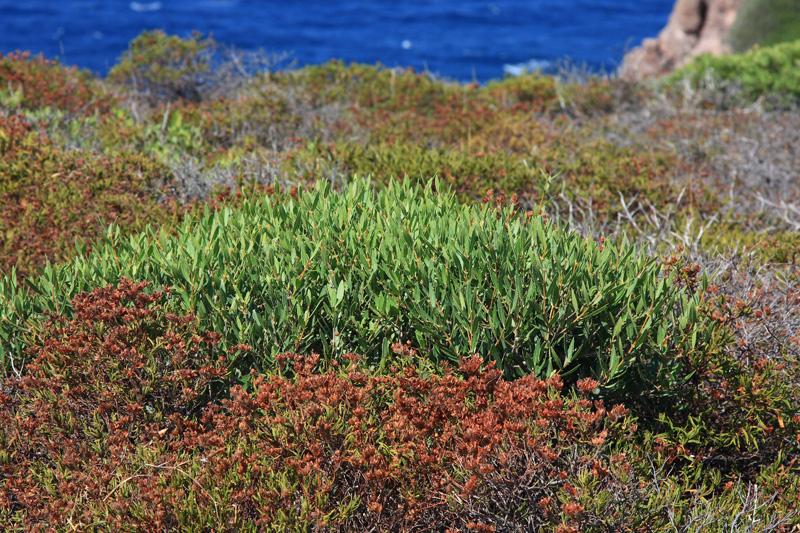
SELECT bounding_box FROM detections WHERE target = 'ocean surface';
[0,0,674,81]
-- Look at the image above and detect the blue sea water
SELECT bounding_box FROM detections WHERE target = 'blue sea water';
[0,1,674,81]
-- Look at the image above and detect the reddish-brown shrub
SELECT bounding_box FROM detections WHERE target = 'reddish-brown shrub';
[0,280,641,531]
[0,116,180,277]
[653,276,800,475]
[0,280,229,529]
[0,51,112,114]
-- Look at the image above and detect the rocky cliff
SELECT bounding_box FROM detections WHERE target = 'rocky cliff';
[620,0,742,79]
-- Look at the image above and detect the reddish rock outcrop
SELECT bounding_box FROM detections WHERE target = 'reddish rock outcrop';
[620,0,742,79]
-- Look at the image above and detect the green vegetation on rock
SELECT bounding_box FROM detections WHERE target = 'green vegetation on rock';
[729,0,800,52]
[670,38,800,104]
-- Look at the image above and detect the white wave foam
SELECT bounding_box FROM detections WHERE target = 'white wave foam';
[503,58,551,77]
[130,1,162,12]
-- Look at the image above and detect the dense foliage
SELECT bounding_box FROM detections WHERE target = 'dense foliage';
[1,31,799,530]
[0,180,714,403]
[0,51,111,113]
[670,39,800,104]
[0,114,180,277]
[729,0,800,52]
[108,30,216,103]
[1,281,796,531]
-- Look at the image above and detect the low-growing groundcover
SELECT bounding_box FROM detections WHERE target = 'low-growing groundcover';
[0,180,715,403]
[0,114,180,277]
[0,51,112,114]
[1,280,797,531]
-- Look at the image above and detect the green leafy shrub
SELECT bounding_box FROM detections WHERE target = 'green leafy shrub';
[668,39,800,104]
[108,30,216,103]
[729,0,800,52]
[140,109,206,162]
[1,180,715,401]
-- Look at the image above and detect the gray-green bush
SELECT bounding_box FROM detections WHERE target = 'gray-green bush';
[0,180,714,398]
